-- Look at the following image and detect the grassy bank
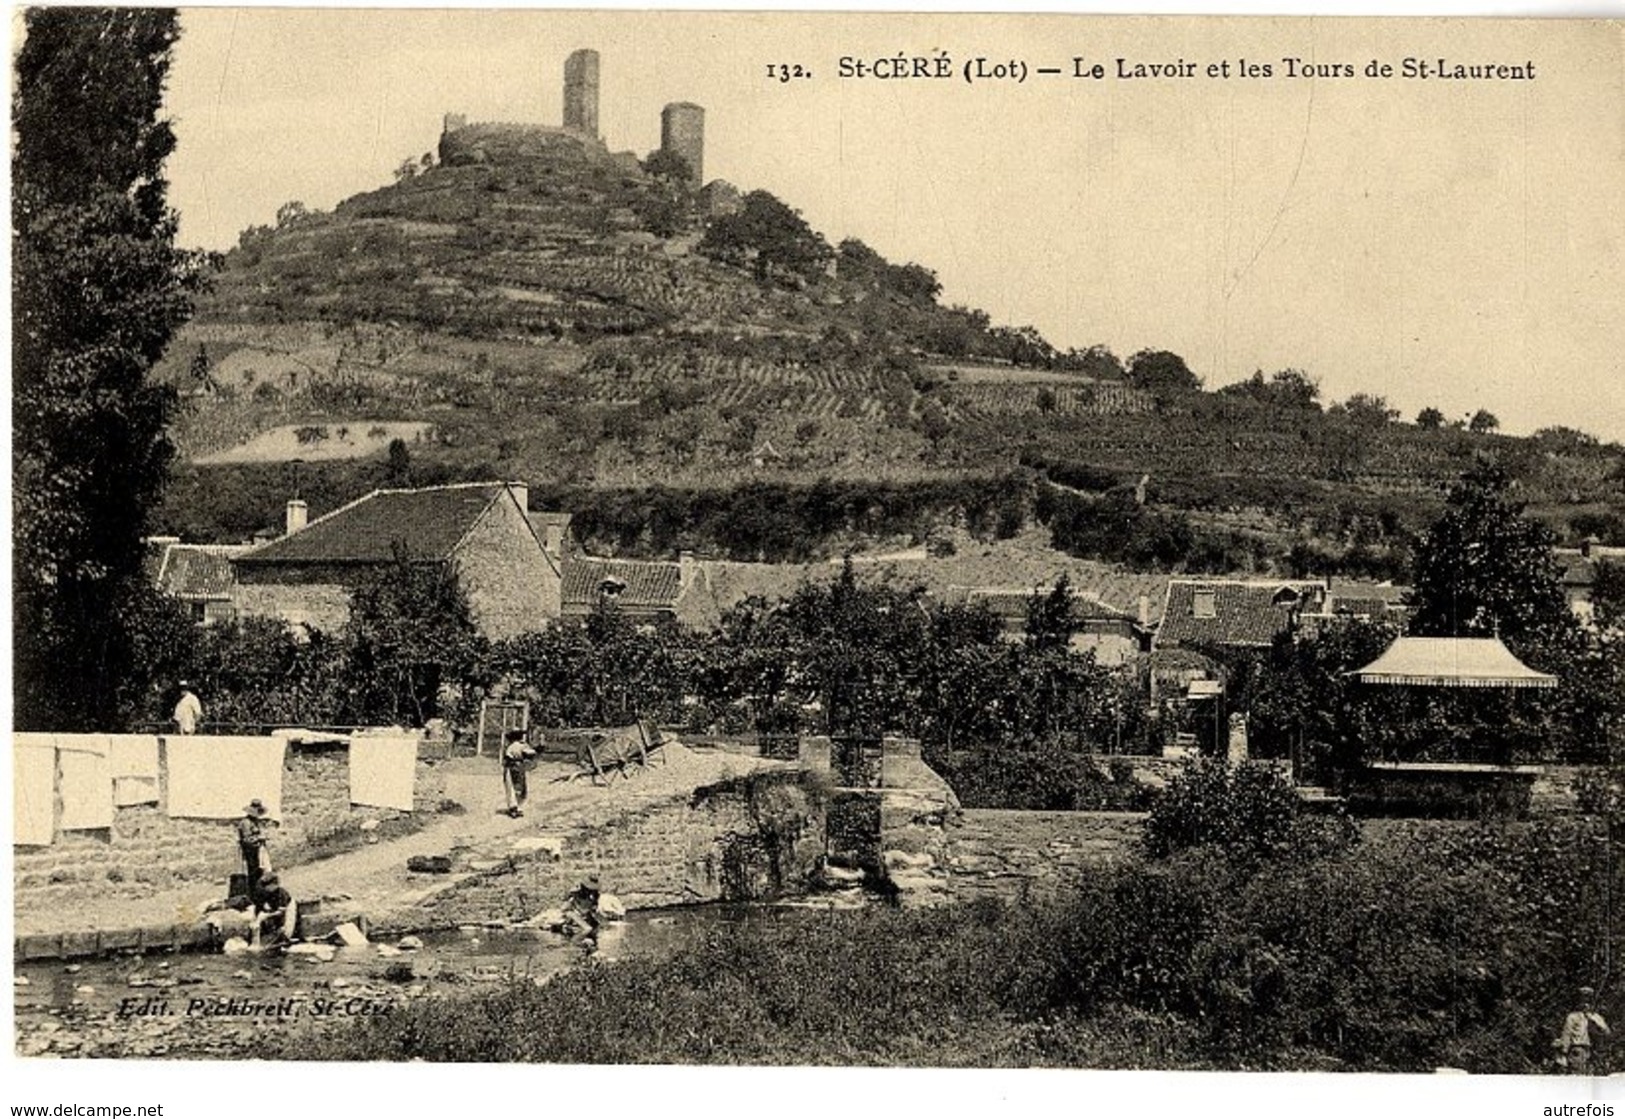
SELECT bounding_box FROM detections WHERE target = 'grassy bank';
[276,815,1621,1071]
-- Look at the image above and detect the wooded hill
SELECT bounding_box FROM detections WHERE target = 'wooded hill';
[154,128,1625,573]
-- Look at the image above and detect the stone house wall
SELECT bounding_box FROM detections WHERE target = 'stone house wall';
[455,492,560,639]
[230,579,352,634]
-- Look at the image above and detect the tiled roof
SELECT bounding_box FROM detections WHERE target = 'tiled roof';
[954,588,1141,624]
[236,484,512,566]
[156,543,250,600]
[1156,579,1326,649]
[563,556,684,613]
[143,537,179,585]
[1328,578,1411,606]
[1329,597,1395,618]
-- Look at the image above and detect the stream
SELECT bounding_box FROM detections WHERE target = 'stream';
[14,899,861,1059]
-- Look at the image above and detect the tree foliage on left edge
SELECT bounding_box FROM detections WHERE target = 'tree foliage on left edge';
[13,8,208,730]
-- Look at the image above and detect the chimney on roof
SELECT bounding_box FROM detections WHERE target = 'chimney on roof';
[1138,594,1150,628]
[679,550,696,589]
[1581,536,1599,558]
[285,500,308,536]
[507,481,529,514]
[1193,587,1217,619]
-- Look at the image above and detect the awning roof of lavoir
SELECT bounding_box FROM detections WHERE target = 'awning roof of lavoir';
[1348,636,1557,689]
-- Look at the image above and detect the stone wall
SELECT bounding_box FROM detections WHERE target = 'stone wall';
[13,742,447,912]
[457,490,560,638]
[941,809,1145,902]
[869,738,1146,906]
[437,123,605,168]
[411,777,804,929]
[231,580,351,634]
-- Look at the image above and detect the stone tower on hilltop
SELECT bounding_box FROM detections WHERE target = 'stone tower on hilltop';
[660,101,705,185]
[563,48,600,137]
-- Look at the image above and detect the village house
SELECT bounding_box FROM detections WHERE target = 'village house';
[144,537,251,625]
[561,550,720,630]
[231,481,560,639]
[1555,538,1625,626]
[946,585,1157,667]
[1150,577,1328,704]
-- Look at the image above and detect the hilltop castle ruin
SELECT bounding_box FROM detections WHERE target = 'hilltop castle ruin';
[440,47,705,184]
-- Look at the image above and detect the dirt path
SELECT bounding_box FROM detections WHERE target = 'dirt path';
[14,744,773,940]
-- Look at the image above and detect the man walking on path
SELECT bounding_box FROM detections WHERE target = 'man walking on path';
[502,728,536,818]
[173,681,203,734]
[1556,986,1611,1073]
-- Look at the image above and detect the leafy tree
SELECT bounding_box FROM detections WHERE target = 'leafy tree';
[1218,368,1321,410]
[1036,387,1058,415]
[1024,575,1077,652]
[918,399,952,449]
[888,262,942,304]
[835,237,885,282]
[1405,462,1618,764]
[1415,406,1446,430]
[385,437,413,487]
[835,238,941,304]
[274,200,310,229]
[987,325,1057,368]
[1468,409,1500,434]
[643,148,695,184]
[1338,392,1399,427]
[13,8,206,730]
[1125,349,1201,401]
[1532,425,1600,453]
[343,548,491,725]
[699,190,832,284]
[1591,560,1625,635]
[1409,461,1571,643]
[1055,344,1126,380]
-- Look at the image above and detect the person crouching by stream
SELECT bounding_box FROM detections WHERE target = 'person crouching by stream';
[237,799,275,897]
[251,873,298,950]
[562,875,603,942]
[502,728,536,818]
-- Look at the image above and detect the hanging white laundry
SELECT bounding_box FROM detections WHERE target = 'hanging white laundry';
[57,735,113,831]
[348,734,419,812]
[109,734,160,779]
[164,736,286,820]
[14,733,57,846]
[108,734,161,806]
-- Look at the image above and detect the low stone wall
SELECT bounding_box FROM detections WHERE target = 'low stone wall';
[410,774,820,930]
[13,743,447,911]
[941,809,1145,903]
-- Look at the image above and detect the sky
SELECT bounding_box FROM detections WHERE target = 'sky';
[158,8,1625,441]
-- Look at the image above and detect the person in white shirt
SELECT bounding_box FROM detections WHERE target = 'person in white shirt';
[173,681,203,735]
[1556,986,1611,1073]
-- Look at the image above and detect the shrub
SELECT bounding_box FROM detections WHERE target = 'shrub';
[1142,758,1356,866]
[273,814,1617,1073]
